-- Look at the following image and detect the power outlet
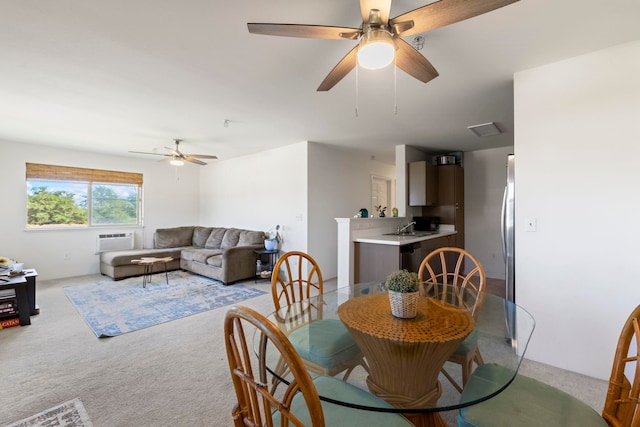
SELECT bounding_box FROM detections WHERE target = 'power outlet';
[525,218,537,232]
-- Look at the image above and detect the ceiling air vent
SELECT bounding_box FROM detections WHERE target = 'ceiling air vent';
[468,122,502,137]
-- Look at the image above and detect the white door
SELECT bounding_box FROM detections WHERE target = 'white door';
[371,176,391,216]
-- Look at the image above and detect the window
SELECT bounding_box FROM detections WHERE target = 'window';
[26,163,142,229]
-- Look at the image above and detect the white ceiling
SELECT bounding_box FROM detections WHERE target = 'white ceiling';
[1,1,639,164]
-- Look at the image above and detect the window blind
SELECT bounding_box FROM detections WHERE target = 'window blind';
[26,163,143,185]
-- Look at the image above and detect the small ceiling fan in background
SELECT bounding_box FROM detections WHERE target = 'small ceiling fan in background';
[248,0,519,91]
[129,139,218,166]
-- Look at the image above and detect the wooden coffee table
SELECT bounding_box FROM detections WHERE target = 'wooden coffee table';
[130,257,173,288]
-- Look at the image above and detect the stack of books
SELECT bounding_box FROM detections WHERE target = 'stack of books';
[0,317,20,330]
[0,287,19,330]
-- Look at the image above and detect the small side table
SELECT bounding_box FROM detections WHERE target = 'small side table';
[253,249,279,282]
[131,257,173,288]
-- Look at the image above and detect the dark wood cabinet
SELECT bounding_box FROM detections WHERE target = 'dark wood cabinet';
[423,165,464,248]
[420,235,457,276]
[408,161,438,206]
[354,243,401,283]
[439,165,464,248]
[420,235,451,258]
[354,235,455,283]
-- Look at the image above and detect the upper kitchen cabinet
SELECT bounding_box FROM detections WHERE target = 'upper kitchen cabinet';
[408,161,438,206]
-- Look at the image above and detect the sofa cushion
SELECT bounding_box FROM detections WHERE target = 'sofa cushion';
[237,230,264,247]
[204,228,227,249]
[154,226,194,249]
[206,254,223,268]
[181,248,223,264]
[221,228,241,249]
[101,248,183,267]
[192,227,213,248]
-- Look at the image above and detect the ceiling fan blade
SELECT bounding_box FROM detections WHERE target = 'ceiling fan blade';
[248,23,360,40]
[184,156,207,166]
[392,20,414,35]
[390,0,520,37]
[128,150,169,157]
[317,46,358,91]
[164,146,180,157]
[360,0,392,24]
[394,38,439,83]
[186,154,218,159]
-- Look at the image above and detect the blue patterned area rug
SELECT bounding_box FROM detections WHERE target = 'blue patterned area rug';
[64,270,266,337]
[4,398,93,427]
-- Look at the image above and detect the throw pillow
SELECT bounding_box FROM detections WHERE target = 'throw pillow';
[221,228,241,249]
[193,227,213,248]
[204,228,226,249]
[155,226,194,248]
[238,230,264,246]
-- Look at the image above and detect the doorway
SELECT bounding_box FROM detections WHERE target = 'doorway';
[371,175,394,217]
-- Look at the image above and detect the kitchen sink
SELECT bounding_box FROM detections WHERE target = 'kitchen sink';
[382,231,437,237]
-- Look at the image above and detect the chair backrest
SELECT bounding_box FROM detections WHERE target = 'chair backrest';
[224,305,326,427]
[602,304,640,427]
[271,251,324,311]
[417,247,486,316]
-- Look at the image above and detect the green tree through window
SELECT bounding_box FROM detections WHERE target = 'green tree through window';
[26,163,142,229]
[27,187,88,226]
[92,185,138,225]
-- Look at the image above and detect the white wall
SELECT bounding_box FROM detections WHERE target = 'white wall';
[0,137,394,281]
[514,40,640,379]
[199,141,395,280]
[464,146,514,279]
[199,142,309,256]
[0,139,200,280]
[308,143,395,278]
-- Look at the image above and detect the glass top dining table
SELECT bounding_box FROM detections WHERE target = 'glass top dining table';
[255,282,535,427]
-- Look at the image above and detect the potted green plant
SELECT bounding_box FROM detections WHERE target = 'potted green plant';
[385,269,421,318]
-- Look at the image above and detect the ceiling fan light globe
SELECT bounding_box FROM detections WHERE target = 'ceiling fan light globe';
[357,29,396,70]
[358,42,395,69]
[170,158,184,166]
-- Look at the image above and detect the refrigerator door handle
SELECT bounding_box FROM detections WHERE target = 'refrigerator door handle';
[501,185,507,260]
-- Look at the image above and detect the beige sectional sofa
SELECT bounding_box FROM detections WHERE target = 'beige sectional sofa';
[99,226,265,285]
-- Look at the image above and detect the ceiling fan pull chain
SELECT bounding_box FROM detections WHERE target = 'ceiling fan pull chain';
[394,58,398,115]
[355,61,359,118]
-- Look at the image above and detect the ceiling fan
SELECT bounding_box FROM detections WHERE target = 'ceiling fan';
[248,0,519,91]
[129,139,218,166]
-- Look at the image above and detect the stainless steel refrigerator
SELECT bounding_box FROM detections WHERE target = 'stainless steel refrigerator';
[501,154,515,303]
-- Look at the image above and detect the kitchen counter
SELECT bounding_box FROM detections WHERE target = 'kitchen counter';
[354,230,457,246]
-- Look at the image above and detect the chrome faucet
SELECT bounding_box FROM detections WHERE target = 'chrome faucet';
[397,221,416,234]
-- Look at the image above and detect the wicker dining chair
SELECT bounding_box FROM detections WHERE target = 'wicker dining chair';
[418,246,486,392]
[457,304,640,427]
[224,305,413,427]
[271,251,368,381]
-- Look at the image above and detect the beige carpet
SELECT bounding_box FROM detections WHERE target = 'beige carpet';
[0,274,607,426]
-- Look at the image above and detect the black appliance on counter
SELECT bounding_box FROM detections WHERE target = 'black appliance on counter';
[413,216,440,232]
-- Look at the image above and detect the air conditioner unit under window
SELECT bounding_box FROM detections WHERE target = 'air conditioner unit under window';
[96,233,134,252]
